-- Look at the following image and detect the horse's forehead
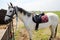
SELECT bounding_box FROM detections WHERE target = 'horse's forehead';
[7,8,14,15]
[9,8,14,11]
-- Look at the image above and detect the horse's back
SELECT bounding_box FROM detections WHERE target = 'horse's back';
[38,13,59,29]
[46,13,58,17]
[46,13,59,26]
[46,13,59,22]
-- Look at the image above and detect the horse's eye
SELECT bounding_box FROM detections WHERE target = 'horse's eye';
[10,11,12,12]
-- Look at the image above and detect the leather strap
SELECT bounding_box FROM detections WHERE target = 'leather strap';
[32,16,39,30]
[35,23,39,30]
[6,15,12,18]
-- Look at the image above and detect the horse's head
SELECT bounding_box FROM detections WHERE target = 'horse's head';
[4,3,16,22]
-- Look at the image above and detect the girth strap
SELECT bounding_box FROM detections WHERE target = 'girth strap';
[35,23,39,30]
[32,16,40,30]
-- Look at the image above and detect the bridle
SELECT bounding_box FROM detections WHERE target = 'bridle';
[5,7,18,19]
[6,15,13,18]
[6,6,18,30]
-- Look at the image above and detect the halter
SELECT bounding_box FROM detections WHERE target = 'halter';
[6,15,13,18]
[6,8,16,18]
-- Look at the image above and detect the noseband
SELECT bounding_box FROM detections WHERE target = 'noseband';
[6,15,13,18]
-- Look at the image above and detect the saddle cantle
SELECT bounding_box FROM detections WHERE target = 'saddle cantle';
[32,13,48,30]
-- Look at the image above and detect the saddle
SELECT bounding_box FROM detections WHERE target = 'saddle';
[32,12,48,30]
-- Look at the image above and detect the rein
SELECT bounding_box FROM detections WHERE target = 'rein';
[14,7,18,30]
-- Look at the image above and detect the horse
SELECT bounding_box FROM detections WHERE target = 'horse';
[4,3,59,40]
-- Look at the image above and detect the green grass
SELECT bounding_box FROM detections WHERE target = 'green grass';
[45,11,60,18]
[15,25,60,40]
[53,11,60,18]
[34,11,60,18]
[32,28,50,40]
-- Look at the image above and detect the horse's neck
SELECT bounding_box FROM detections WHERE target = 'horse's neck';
[21,15,32,23]
[18,12,32,24]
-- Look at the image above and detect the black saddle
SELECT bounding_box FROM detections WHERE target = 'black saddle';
[32,12,45,30]
[33,13,44,23]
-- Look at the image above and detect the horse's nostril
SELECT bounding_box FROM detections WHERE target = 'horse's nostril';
[5,20,8,22]
[4,19,7,22]
[4,18,9,22]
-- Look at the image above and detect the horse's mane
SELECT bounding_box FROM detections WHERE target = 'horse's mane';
[17,7,31,17]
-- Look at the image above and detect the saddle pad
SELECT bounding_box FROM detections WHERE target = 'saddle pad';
[41,15,48,23]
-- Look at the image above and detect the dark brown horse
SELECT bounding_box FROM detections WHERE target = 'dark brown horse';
[0,9,12,24]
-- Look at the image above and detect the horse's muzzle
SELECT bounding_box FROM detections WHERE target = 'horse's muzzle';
[4,18,12,23]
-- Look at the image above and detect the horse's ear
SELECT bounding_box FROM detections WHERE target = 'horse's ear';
[10,2,13,7]
[7,3,9,6]
[7,3,10,8]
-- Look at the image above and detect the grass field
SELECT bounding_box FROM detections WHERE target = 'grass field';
[34,11,60,18]
[14,11,60,40]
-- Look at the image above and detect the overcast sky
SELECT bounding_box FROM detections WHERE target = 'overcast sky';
[0,0,60,11]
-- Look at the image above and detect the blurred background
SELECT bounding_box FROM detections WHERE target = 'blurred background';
[0,0,60,40]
